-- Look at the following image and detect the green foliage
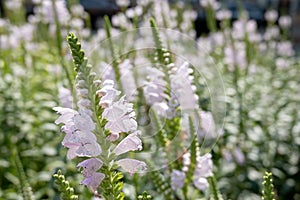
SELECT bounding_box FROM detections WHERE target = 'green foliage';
[101,166,125,200]
[185,116,198,184]
[12,150,35,200]
[208,176,223,200]
[149,18,172,89]
[104,15,123,91]
[137,191,153,200]
[53,170,78,200]
[151,111,169,148]
[149,18,164,63]
[262,172,276,200]
[149,168,173,200]
[66,33,86,72]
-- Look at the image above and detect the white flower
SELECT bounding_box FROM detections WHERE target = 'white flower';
[53,107,101,159]
[143,67,168,105]
[170,62,198,111]
[117,158,147,175]
[113,131,142,156]
[58,87,73,108]
[265,10,278,22]
[198,111,216,139]
[193,153,213,191]
[193,177,209,191]
[277,41,294,57]
[216,9,232,20]
[279,16,292,28]
[171,170,186,190]
[102,96,138,138]
[97,80,121,107]
[81,173,105,193]
[77,158,103,177]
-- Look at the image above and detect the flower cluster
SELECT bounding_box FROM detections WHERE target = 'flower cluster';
[171,153,213,191]
[53,34,146,195]
[54,78,147,194]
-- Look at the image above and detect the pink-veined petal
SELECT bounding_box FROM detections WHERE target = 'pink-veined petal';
[73,112,95,132]
[117,158,147,175]
[67,147,78,159]
[113,131,142,156]
[76,142,102,157]
[107,132,119,142]
[77,158,103,177]
[63,130,97,145]
[81,172,105,193]
[102,100,127,121]
[105,117,137,134]
[53,107,78,124]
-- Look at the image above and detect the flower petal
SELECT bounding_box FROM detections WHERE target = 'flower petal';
[113,131,142,156]
[76,142,102,157]
[53,107,77,124]
[73,112,95,132]
[67,147,78,160]
[63,130,97,145]
[77,158,103,177]
[117,158,147,175]
[194,153,213,178]
[81,172,105,193]
[105,117,137,134]
[193,177,209,191]
[171,170,186,190]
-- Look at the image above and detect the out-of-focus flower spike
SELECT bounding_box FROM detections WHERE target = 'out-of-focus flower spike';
[150,18,165,64]
[170,170,186,190]
[208,176,224,200]
[185,116,198,181]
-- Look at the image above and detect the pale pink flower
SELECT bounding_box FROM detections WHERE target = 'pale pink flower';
[113,131,142,156]
[279,16,292,28]
[265,10,278,23]
[117,158,147,175]
[81,173,105,193]
[171,170,186,190]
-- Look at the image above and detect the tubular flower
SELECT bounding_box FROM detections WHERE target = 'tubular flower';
[55,34,147,195]
[170,62,199,111]
[99,80,138,141]
[77,158,105,193]
[53,107,101,159]
[54,78,146,193]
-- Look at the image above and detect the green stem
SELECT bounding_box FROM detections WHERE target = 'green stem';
[104,16,123,93]
[51,0,75,102]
